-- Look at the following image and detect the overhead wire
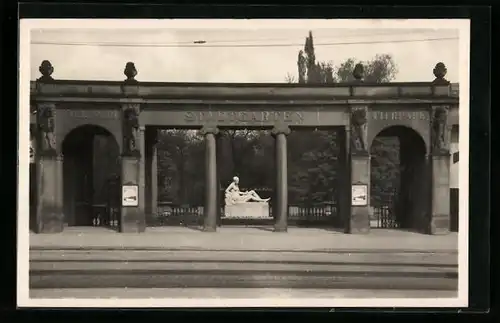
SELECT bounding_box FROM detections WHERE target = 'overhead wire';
[31,36,458,48]
[147,29,454,44]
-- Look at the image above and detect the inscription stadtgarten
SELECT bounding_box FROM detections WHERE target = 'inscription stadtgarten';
[371,111,428,121]
[69,110,119,119]
[184,111,304,124]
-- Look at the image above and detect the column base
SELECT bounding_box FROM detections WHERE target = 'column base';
[273,226,287,233]
[203,226,217,232]
[347,207,370,234]
[119,196,146,233]
[120,208,146,233]
[429,214,450,235]
[38,211,64,233]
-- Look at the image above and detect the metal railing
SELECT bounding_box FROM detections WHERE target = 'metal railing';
[151,202,339,227]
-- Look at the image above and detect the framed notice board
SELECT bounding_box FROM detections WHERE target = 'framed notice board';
[122,185,139,207]
[351,184,368,206]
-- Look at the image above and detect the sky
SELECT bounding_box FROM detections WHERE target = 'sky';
[29,25,461,83]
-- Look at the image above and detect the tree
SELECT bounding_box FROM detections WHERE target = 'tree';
[288,31,401,208]
[294,31,398,84]
[156,129,205,204]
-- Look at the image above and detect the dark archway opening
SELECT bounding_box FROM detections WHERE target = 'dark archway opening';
[370,126,428,232]
[62,125,120,229]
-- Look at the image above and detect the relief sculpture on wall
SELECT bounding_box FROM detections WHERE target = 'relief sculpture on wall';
[122,103,141,157]
[38,103,57,156]
[431,105,449,154]
[350,107,368,154]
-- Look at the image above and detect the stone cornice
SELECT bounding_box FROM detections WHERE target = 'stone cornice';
[31,80,458,102]
[31,97,460,106]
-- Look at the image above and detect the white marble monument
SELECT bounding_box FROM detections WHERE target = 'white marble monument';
[224,176,271,218]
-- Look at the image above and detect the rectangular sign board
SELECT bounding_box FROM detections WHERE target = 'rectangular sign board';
[122,185,139,207]
[351,184,368,206]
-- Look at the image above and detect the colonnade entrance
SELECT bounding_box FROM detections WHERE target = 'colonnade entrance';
[30,59,457,235]
[62,125,121,229]
[370,126,428,231]
[151,127,345,229]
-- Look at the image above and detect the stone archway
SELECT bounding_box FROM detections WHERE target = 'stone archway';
[62,124,121,228]
[370,125,429,232]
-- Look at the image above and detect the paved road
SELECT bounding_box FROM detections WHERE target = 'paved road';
[29,227,459,252]
[29,249,458,296]
[30,288,458,299]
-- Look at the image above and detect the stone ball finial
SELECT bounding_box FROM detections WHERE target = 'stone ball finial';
[37,60,54,82]
[353,63,364,81]
[124,62,138,83]
[432,62,449,84]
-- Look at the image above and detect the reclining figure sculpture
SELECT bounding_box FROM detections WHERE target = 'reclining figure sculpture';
[224,176,270,206]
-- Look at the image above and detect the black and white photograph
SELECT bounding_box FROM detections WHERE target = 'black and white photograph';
[18,19,470,308]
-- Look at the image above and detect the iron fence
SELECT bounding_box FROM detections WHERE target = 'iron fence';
[151,202,339,227]
[370,187,399,229]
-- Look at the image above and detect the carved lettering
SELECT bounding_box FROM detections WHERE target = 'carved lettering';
[69,110,119,119]
[185,111,195,122]
[371,111,428,121]
[183,110,304,125]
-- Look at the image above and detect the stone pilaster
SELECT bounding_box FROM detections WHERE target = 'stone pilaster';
[337,127,351,232]
[151,135,158,218]
[201,126,219,232]
[120,101,145,233]
[36,154,64,233]
[145,128,158,222]
[348,105,371,234]
[429,105,452,234]
[272,125,291,232]
[35,101,64,233]
[215,133,223,226]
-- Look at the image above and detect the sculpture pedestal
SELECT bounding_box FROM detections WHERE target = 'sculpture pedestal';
[224,203,270,219]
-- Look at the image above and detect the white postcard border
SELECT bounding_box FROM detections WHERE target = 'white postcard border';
[18,18,471,308]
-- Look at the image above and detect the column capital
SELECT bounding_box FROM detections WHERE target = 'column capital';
[349,104,369,111]
[200,125,219,136]
[430,151,451,158]
[431,104,450,111]
[121,102,142,111]
[271,125,291,136]
[351,151,370,159]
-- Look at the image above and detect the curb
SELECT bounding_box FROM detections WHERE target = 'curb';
[29,246,459,254]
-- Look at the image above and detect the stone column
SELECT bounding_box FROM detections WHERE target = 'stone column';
[120,103,145,233]
[430,105,451,234]
[348,106,371,234]
[30,125,37,231]
[215,133,222,226]
[35,102,64,233]
[201,126,219,232]
[145,128,158,222]
[272,126,290,232]
[337,126,351,233]
[151,134,158,218]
